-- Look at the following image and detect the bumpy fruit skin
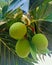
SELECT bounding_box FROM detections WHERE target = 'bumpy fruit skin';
[32,34,48,51]
[9,22,27,40]
[15,39,30,58]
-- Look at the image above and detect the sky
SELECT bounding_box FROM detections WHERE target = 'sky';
[34,54,52,65]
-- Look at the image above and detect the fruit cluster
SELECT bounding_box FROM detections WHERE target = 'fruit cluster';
[9,21,48,58]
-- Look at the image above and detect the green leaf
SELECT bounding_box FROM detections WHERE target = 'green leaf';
[36,5,46,19]
[29,41,38,62]
[36,1,52,21]
[2,5,8,15]
[29,0,43,10]
[39,48,50,54]
[24,57,36,64]
[0,1,7,8]
[30,47,38,62]
[44,13,52,22]
[42,2,52,22]
[44,0,52,4]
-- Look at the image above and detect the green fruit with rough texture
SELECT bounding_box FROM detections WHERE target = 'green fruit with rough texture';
[15,39,30,58]
[9,22,27,40]
[32,34,48,51]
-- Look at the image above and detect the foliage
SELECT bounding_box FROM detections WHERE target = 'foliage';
[0,0,52,65]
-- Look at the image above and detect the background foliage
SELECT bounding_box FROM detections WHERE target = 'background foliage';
[0,0,52,65]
